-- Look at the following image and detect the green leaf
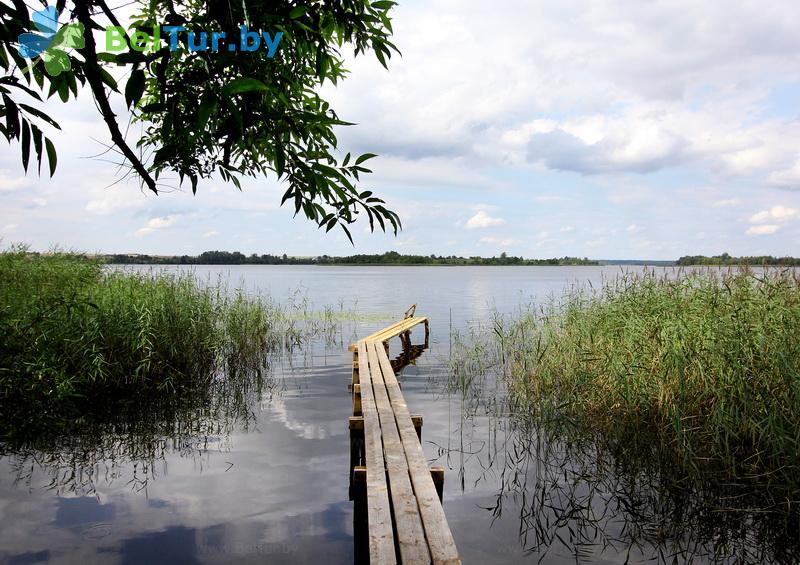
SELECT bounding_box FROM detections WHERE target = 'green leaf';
[96,53,119,63]
[275,143,286,177]
[21,119,30,171]
[125,68,146,109]
[289,6,308,19]
[45,137,57,176]
[355,153,378,165]
[340,224,354,245]
[196,92,217,130]
[372,1,396,9]
[99,68,119,92]
[141,102,167,113]
[31,124,42,174]
[222,78,269,97]
[2,94,20,137]
[19,103,61,129]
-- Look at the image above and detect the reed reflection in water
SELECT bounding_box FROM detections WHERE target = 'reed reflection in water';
[438,322,800,564]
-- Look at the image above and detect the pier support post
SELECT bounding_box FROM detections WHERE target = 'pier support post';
[411,414,423,441]
[350,350,359,391]
[430,466,445,501]
[352,384,362,416]
[351,465,368,562]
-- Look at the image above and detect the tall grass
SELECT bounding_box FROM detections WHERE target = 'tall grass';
[454,268,800,485]
[0,248,320,439]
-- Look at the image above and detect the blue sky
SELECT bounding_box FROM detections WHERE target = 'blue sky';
[2,0,800,260]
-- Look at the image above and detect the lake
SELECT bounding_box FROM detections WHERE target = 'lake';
[0,265,793,564]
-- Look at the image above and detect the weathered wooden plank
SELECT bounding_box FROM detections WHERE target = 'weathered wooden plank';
[348,317,428,351]
[367,341,430,564]
[373,342,461,565]
[358,340,397,565]
[368,317,428,344]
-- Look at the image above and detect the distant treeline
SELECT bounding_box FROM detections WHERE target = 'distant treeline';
[677,253,800,266]
[105,250,600,266]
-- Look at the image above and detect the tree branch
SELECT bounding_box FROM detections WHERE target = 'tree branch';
[74,1,158,194]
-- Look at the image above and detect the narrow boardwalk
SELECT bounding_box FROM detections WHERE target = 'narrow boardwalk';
[348,314,460,564]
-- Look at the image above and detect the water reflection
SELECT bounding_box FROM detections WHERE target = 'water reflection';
[0,332,359,564]
[4,369,267,498]
[437,361,800,564]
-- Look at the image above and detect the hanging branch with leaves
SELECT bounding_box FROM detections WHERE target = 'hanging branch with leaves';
[0,0,402,242]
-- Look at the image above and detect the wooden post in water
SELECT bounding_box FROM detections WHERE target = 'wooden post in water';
[411,414,423,441]
[430,466,445,502]
[351,465,368,562]
[349,415,365,496]
[352,384,362,415]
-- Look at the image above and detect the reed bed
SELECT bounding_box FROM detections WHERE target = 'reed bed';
[0,248,333,439]
[454,267,800,485]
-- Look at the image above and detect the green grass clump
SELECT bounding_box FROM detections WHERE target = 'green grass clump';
[0,248,292,438]
[484,268,800,483]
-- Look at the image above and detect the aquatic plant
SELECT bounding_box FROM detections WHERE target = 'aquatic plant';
[0,247,337,439]
[453,267,800,485]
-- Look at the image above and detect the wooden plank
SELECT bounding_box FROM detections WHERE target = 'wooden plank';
[368,317,428,344]
[357,340,396,565]
[348,317,428,351]
[348,318,410,351]
[374,342,461,565]
[367,341,430,564]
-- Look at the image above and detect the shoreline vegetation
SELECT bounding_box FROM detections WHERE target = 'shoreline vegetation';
[102,250,602,266]
[32,250,800,267]
[453,267,800,488]
[0,248,345,443]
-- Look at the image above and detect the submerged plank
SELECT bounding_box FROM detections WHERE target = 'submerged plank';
[367,342,430,564]
[357,340,396,565]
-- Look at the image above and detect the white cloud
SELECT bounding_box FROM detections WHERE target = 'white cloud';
[479,236,521,246]
[585,239,606,248]
[0,170,32,192]
[559,225,574,233]
[135,215,179,237]
[625,224,639,232]
[1,223,19,234]
[749,205,799,224]
[465,210,505,229]
[202,230,219,238]
[326,0,800,189]
[746,224,780,236]
[86,187,151,215]
[768,160,800,190]
[713,198,740,207]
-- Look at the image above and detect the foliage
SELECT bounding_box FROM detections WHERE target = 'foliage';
[677,252,800,266]
[0,0,401,242]
[102,249,601,266]
[0,248,322,440]
[454,268,800,486]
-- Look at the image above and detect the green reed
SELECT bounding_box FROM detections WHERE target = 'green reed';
[0,248,330,438]
[453,267,800,485]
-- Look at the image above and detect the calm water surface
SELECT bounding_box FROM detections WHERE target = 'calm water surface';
[0,266,792,564]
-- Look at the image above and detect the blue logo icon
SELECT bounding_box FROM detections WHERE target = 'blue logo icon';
[17,6,84,76]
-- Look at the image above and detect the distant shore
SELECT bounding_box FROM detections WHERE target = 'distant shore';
[97,251,799,267]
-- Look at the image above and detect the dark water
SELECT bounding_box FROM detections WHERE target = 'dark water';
[1,266,795,564]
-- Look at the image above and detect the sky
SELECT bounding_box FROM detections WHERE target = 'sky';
[2,0,800,260]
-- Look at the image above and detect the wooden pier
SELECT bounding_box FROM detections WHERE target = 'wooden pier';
[348,313,460,564]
